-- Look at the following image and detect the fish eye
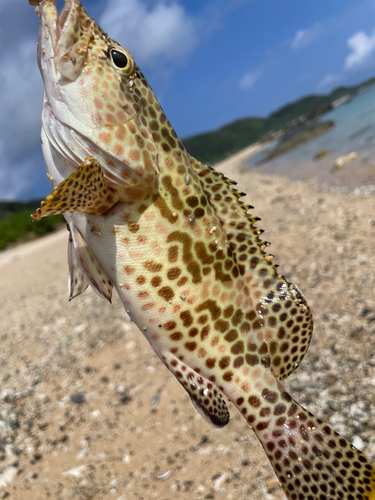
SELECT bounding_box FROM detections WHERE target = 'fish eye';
[108,47,135,75]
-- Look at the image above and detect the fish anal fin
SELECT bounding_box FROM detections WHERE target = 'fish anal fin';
[250,383,375,499]
[32,157,119,220]
[70,225,113,302]
[163,352,230,428]
[68,237,89,300]
[189,154,313,380]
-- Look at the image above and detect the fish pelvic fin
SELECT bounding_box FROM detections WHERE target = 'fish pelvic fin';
[68,236,89,300]
[242,382,375,499]
[32,157,119,220]
[162,351,230,428]
[70,225,113,302]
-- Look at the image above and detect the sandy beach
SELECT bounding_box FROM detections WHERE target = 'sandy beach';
[1,147,375,499]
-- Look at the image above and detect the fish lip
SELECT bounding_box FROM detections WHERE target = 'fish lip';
[38,0,92,81]
[38,0,80,51]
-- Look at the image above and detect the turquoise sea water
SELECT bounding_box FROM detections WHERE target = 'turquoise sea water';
[243,85,375,191]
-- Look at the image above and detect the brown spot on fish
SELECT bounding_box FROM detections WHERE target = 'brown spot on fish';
[124,265,135,275]
[151,276,162,287]
[144,260,163,272]
[219,356,230,369]
[170,332,183,341]
[167,267,181,280]
[180,310,193,327]
[158,286,175,302]
[185,342,197,352]
[196,300,221,320]
[231,340,245,355]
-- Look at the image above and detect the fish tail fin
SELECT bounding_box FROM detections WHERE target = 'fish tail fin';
[249,386,375,499]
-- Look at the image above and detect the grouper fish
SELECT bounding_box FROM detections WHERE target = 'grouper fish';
[29,0,375,498]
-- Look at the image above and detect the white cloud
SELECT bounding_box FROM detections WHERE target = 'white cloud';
[345,29,375,70]
[316,73,342,91]
[317,25,375,93]
[100,0,199,68]
[0,143,40,200]
[291,28,318,49]
[239,70,262,91]
[0,0,46,200]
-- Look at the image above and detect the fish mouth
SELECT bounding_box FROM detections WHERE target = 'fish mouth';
[37,0,94,81]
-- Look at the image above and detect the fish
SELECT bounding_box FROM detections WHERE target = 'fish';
[29,1,375,498]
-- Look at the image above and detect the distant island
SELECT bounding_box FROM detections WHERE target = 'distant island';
[183,76,375,165]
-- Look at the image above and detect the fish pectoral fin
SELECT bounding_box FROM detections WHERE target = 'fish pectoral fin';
[68,236,89,300]
[162,352,230,428]
[70,225,113,302]
[32,157,119,220]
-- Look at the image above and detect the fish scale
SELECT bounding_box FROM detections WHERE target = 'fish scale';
[29,0,375,498]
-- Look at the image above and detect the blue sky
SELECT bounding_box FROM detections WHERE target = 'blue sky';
[2,0,375,200]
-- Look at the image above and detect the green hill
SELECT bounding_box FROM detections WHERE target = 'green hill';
[0,200,65,251]
[183,77,375,164]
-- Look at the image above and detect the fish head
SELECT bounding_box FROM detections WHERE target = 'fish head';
[35,0,165,190]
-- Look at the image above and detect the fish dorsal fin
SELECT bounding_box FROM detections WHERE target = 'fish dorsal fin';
[189,154,313,380]
[162,351,230,428]
[32,157,119,220]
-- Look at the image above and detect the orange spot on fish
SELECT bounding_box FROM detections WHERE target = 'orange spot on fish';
[158,307,167,314]
[254,381,262,391]
[243,298,252,309]
[115,125,126,141]
[142,303,155,311]
[198,348,207,358]
[236,295,244,307]
[117,110,126,122]
[212,284,220,297]
[106,113,116,125]
[99,131,112,144]
[218,345,226,353]
[145,211,156,222]
[156,222,167,235]
[210,336,219,347]
[129,150,140,162]
[241,382,250,392]
[165,157,174,170]
[92,113,102,125]
[94,96,103,109]
[172,305,181,314]
[113,144,124,156]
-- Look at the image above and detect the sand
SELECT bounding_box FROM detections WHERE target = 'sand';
[1,147,375,499]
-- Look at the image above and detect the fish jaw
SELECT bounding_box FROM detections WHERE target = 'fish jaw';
[37,0,93,81]
[36,0,96,131]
